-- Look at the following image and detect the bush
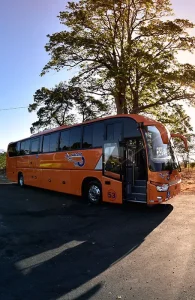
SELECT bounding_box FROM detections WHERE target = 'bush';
[0,153,6,169]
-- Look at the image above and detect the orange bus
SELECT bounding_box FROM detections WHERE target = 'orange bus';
[6,114,188,205]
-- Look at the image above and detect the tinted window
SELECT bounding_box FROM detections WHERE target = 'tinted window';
[83,125,93,149]
[124,118,141,138]
[39,136,43,153]
[24,139,30,155]
[8,143,17,157]
[20,141,25,155]
[50,132,59,152]
[31,138,40,154]
[114,122,122,141]
[106,122,122,142]
[60,130,70,151]
[107,124,114,141]
[93,122,104,147]
[104,143,123,175]
[43,135,50,153]
[16,142,20,154]
[70,127,81,150]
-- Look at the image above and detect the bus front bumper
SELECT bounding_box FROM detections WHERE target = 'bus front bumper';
[147,180,181,205]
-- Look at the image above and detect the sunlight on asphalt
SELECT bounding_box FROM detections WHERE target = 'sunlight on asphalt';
[15,240,85,275]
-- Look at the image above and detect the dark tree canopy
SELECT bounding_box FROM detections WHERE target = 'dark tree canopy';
[41,0,195,132]
[28,82,110,133]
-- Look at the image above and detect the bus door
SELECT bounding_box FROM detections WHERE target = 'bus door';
[102,142,123,204]
[123,138,147,200]
[123,140,136,198]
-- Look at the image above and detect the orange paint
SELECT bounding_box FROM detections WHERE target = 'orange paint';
[6,114,186,206]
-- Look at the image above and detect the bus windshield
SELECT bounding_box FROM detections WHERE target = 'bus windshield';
[144,126,179,172]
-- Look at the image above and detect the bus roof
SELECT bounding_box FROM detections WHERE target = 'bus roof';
[8,114,169,145]
[30,114,160,138]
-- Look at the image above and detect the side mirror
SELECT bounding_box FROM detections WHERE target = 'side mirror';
[171,133,189,152]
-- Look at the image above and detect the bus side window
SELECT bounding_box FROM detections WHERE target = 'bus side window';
[20,141,26,156]
[50,132,60,152]
[39,136,43,153]
[42,135,50,153]
[70,127,81,150]
[106,122,122,142]
[83,125,93,149]
[24,139,30,155]
[93,122,104,148]
[31,138,40,154]
[59,130,70,151]
[16,142,20,156]
[114,123,122,141]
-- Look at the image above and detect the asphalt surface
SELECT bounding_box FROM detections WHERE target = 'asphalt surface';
[0,180,195,300]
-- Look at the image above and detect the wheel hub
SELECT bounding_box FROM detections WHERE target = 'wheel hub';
[89,185,100,202]
[19,176,24,186]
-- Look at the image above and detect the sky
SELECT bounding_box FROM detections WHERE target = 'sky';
[0,0,195,150]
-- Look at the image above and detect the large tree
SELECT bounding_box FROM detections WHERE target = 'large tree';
[28,82,110,133]
[41,0,195,123]
[143,103,193,134]
[173,134,195,168]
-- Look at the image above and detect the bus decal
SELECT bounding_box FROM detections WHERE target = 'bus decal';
[108,190,117,200]
[65,152,85,167]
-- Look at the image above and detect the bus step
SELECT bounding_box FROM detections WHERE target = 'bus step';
[135,180,147,187]
[132,186,146,194]
[131,193,147,202]
[126,199,146,203]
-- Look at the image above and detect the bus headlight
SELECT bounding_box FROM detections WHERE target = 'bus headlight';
[156,184,169,192]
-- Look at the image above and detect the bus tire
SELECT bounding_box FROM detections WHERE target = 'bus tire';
[87,181,102,205]
[18,173,25,188]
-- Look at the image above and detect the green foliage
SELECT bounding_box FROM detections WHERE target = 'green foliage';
[29,82,110,133]
[173,134,195,166]
[0,153,6,169]
[142,103,193,135]
[40,0,195,131]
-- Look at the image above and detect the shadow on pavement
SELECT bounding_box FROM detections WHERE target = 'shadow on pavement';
[0,184,173,300]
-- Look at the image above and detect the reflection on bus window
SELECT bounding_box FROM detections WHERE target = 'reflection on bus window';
[104,143,122,175]
[145,126,179,171]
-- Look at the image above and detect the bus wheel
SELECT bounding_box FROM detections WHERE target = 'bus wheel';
[18,173,25,187]
[87,181,102,205]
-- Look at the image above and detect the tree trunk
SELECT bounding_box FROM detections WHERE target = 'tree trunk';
[115,79,128,114]
[116,100,123,114]
[132,94,139,113]
[115,94,128,114]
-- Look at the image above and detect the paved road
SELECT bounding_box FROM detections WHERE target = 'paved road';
[0,182,195,300]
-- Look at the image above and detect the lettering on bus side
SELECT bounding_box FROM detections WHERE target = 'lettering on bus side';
[65,152,85,167]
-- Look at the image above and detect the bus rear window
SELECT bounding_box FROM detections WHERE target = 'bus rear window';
[8,143,18,157]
